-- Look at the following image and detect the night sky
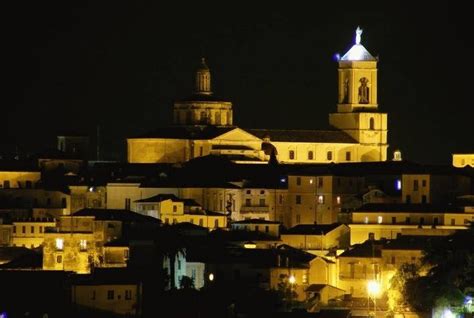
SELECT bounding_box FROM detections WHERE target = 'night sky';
[4,3,474,163]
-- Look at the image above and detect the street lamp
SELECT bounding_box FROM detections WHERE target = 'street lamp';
[367,280,381,317]
[289,274,296,310]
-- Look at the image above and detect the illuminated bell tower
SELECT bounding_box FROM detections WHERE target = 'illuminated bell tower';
[195,57,212,95]
[329,27,388,161]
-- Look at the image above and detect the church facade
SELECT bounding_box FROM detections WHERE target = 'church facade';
[127,29,388,164]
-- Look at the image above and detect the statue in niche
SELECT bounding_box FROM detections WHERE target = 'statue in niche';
[358,77,369,104]
[342,77,349,103]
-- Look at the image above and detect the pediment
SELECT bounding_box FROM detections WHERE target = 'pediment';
[212,127,262,142]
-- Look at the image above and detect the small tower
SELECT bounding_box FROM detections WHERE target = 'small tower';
[194,58,212,95]
[172,58,233,126]
[329,27,388,161]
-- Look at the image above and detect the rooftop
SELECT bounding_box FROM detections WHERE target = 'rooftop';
[282,223,345,235]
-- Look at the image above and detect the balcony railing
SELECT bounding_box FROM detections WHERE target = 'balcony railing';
[240,205,270,213]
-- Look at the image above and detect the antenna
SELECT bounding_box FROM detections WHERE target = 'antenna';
[96,125,100,161]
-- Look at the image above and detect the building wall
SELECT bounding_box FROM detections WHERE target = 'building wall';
[127,138,189,163]
[0,171,41,189]
[308,257,337,286]
[270,267,309,301]
[452,154,474,168]
[186,262,206,289]
[72,284,139,315]
[69,186,107,213]
[12,220,56,248]
[106,183,178,210]
[288,175,363,226]
[232,223,280,237]
[337,256,382,298]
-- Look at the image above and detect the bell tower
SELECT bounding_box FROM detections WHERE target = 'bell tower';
[329,27,388,161]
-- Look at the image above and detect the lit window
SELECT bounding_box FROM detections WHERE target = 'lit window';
[318,195,324,204]
[377,216,383,224]
[79,239,87,251]
[55,238,64,250]
[336,196,341,204]
[364,216,369,224]
[396,179,402,190]
[309,179,313,184]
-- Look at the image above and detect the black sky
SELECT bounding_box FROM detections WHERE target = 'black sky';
[4,3,474,163]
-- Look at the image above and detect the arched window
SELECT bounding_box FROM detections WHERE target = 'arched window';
[327,151,333,161]
[289,150,295,160]
[358,77,369,104]
[308,151,314,160]
[369,117,375,130]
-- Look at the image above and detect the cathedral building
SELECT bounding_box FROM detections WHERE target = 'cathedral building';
[127,28,388,164]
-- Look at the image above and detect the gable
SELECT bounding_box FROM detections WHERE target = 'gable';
[212,127,262,142]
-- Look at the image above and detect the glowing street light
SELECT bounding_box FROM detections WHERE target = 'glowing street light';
[208,273,214,282]
[289,275,296,285]
[367,280,381,296]
[367,280,381,317]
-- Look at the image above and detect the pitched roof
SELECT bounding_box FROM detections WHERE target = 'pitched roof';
[73,208,160,223]
[341,44,376,61]
[131,125,236,139]
[338,240,382,258]
[354,203,466,213]
[232,219,280,225]
[283,223,345,235]
[246,129,357,143]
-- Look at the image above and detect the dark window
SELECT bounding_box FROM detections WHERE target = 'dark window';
[422,180,427,187]
[31,226,34,233]
[413,180,419,191]
[346,152,351,161]
[255,225,259,232]
[296,195,301,204]
[47,198,51,206]
[405,217,411,224]
[173,205,177,213]
[308,151,314,160]
[392,217,396,224]
[61,198,67,208]
[296,177,301,186]
[279,195,283,204]
[368,233,375,240]
[13,226,16,233]
[214,219,219,228]
[246,190,251,194]
[369,117,375,130]
[296,214,301,223]
[422,195,427,204]
[327,151,333,161]
[260,190,265,194]
[245,198,251,206]
[419,217,424,225]
[406,195,411,203]
[265,226,269,233]
[125,198,131,210]
[433,217,438,225]
[22,226,26,234]
[25,181,32,189]
[3,180,10,189]
[259,198,265,206]
[318,177,323,188]
[289,150,295,160]
[107,290,114,300]
[451,219,455,226]
[56,255,62,263]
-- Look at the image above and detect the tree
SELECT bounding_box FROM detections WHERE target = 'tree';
[402,224,474,313]
[180,275,195,290]
[387,263,420,313]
